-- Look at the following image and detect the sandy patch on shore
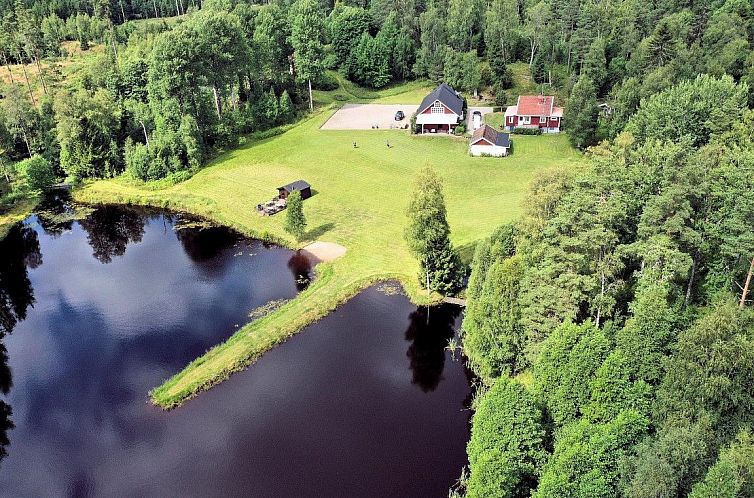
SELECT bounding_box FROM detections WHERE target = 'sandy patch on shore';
[301,241,347,262]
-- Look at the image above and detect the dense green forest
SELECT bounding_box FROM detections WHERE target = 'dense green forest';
[462,74,754,496]
[3,0,754,193]
[1,0,754,495]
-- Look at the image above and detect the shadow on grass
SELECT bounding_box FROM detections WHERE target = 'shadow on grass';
[456,240,478,266]
[305,222,336,241]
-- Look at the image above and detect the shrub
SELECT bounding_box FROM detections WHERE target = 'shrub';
[313,71,339,91]
[493,83,508,107]
[124,139,151,181]
[455,122,467,135]
[19,155,55,191]
[512,127,541,135]
[410,112,419,134]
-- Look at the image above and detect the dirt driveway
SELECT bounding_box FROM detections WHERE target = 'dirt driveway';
[467,106,495,130]
[321,103,416,130]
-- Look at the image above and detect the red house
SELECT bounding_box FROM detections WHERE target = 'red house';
[415,83,465,134]
[504,95,563,133]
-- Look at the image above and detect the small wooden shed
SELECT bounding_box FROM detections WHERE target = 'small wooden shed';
[278,180,312,200]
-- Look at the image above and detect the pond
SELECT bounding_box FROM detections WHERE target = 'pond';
[0,197,472,497]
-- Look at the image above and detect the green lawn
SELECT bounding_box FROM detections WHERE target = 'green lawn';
[76,95,584,408]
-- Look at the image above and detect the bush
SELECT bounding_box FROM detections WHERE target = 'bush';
[455,122,467,135]
[493,83,508,107]
[19,155,55,191]
[313,71,339,91]
[124,139,151,181]
[410,112,419,134]
[512,127,542,135]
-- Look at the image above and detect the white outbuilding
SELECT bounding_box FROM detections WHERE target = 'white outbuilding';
[469,125,511,157]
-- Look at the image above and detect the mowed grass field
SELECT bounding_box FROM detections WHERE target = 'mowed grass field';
[77,94,584,408]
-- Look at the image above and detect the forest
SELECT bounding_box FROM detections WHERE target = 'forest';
[1,0,754,496]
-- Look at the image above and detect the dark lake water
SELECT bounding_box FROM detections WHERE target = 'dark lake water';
[0,197,472,497]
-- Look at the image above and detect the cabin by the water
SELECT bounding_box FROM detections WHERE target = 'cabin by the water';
[278,180,312,200]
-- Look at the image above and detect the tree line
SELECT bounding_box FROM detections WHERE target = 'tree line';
[460,74,754,498]
[0,0,319,208]
[4,0,754,197]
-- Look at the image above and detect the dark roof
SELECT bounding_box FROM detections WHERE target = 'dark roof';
[417,83,464,116]
[278,180,311,192]
[471,125,510,147]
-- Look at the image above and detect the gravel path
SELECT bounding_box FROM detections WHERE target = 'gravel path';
[321,103,416,130]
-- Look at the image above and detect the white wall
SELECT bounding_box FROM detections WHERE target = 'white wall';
[470,145,508,157]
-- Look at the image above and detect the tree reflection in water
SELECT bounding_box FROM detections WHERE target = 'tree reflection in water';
[35,191,75,237]
[174,222,241,278]
[78,206,146,264]
[287,251,313,291]
[0,222,42,465]
[404,304,462,392]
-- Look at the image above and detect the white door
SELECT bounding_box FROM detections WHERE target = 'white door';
[472,113,481,129]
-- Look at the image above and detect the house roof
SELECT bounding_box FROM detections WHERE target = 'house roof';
[417,83,464,116]
[517,95,555,116]
[470,125,510,147]
[278,180,311,192]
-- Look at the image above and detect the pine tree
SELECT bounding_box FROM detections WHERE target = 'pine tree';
[285,191,307,240]
[278,90,294,122]
[564,75,599,150]
[404,167,464,294]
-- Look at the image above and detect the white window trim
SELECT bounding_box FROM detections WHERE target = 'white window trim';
[540,116,547,122]
[431,102,445,114]
[520,116,531,124]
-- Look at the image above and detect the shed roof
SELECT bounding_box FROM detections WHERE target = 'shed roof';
[517,95,555,116]
[417,83,464,116]
[278,180,311,192]
[470,125,510,147]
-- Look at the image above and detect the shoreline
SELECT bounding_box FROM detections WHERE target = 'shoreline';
[73,186,441,409]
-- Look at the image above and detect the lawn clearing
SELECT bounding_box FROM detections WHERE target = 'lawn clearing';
[77,96,584,409]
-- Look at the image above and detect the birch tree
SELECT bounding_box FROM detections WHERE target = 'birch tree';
[290,0,325,111]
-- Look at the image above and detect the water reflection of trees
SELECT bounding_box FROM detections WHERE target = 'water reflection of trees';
[0,225,41,335]
[0,223,41,465]
[78,206,146,263]
[34,192,74,237]
[287,252,312,291]
[404,304,461,392]
[175,223,240,277]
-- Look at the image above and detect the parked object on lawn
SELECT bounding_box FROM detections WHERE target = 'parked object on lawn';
[469,124,510,157]
[256,197,288,216]
[257,180,312,216]
[472,111,482,130]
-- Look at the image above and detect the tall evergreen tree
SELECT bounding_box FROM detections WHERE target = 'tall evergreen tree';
[285,191,307,240]
[564,75,599,150]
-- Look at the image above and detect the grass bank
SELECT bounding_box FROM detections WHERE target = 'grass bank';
[76,87,584,408]
[0,195,39,239]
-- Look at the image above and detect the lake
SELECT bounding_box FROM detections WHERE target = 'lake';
[0,197,472,497]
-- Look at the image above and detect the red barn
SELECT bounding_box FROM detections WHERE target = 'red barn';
[504,95,563,133]
[415,83,465,134]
